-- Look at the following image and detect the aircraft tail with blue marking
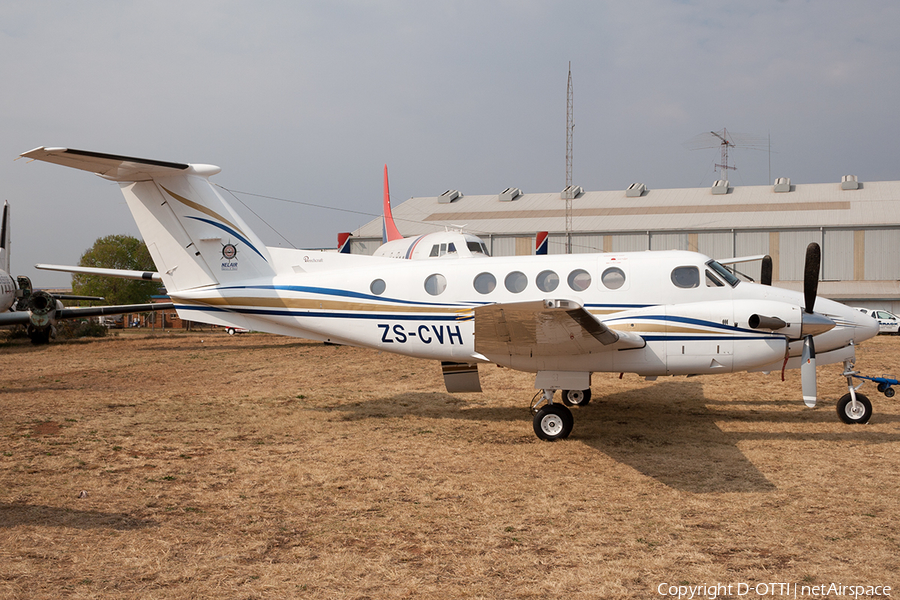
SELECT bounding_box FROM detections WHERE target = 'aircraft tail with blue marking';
[20,148,276,293]
[535,231,549,255]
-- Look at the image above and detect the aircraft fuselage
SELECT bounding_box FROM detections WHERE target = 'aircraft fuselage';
[170,249,877,377]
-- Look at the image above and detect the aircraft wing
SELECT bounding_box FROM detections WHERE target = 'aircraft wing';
[36,263,162,282]
[474,299,644,358]
[0,302,174,327]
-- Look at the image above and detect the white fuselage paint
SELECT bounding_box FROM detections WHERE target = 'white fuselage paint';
[169,249,879,377]
[0,270,16,313]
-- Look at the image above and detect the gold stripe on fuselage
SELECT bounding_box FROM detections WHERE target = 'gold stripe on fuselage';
[174,295,470,316]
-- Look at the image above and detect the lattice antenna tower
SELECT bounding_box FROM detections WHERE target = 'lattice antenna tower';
[684,128,769,182]
[711,129,734,180]
[565,62,574,242]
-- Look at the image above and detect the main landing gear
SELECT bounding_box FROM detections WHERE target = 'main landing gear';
[530,388,591,441]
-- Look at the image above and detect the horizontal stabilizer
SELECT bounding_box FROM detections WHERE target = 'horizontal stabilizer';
[19,147,197,182]
[36,263,162,282]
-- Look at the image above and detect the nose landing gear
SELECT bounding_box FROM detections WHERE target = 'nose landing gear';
[839,358,895,424]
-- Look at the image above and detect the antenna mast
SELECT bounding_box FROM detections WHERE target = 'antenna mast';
[711,128,736,180]
[565,62,573,250]
[684,128,769,184]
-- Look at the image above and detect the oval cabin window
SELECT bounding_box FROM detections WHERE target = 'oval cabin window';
[601,267,626,290]
[473,272,496,295]
[567,269,592,291]
[505,271,528,293]
[424,273,448,296]
[536,270,559,292]
[370,279,386,295]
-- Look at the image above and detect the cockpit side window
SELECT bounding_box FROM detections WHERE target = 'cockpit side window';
[705,259,740,287]
[671,266,700,288]
[466,241,486,255]
[705,270,724,287]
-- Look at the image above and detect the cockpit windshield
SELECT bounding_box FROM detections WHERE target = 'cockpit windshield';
[705,259,740,287]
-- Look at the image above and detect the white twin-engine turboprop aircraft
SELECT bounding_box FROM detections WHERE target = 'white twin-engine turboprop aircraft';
[21,147,881,440]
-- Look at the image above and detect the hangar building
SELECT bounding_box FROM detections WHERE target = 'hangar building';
[350,176,900,313]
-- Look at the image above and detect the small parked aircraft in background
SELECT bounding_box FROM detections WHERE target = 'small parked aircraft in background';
[21,147,880,438]
[339,165,491,260]
[0,201,173,344]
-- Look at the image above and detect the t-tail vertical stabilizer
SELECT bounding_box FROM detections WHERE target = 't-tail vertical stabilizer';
[382,165,403,244]
[0,201,9,275]
[20,148,276,293]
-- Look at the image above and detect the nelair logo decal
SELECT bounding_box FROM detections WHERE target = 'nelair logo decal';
[221,242,238,271]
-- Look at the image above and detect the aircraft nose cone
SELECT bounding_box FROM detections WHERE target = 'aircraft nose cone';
[853,309,881,342]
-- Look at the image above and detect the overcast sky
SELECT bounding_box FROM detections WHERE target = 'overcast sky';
[3,1,900,287]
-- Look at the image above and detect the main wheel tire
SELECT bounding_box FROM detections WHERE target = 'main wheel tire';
[836,392,872,424]
[29,329,51,345]
[533,404,574,441]
[561,388,592,407]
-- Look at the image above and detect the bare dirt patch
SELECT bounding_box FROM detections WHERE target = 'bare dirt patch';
[1,332,899,598]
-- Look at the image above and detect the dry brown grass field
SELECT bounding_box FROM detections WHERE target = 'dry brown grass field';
[1,330,899,599]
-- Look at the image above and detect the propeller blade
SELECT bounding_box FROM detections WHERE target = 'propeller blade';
[803,242,821,314]
[801,335,817,407]
[760,255,773,286]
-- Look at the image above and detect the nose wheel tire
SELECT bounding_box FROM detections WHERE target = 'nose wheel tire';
[561,388,592,407]
[533,404,574,441]
[836,392,872,424]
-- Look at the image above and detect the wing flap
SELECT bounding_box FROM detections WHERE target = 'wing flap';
[474,299,644,358]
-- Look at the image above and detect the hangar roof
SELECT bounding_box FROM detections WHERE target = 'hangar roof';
[353,178,900,238]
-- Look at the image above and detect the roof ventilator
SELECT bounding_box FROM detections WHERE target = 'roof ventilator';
[626,182,647,198]
[841,175,860,190]
[499,187,521,202]
[711,179,729,195]
[561,185,583,200]
[438,189,461,204]
[774,177,791,193]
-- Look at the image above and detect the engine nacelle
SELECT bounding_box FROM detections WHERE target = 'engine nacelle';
[734,299,803,339]
[24,290,58,328]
